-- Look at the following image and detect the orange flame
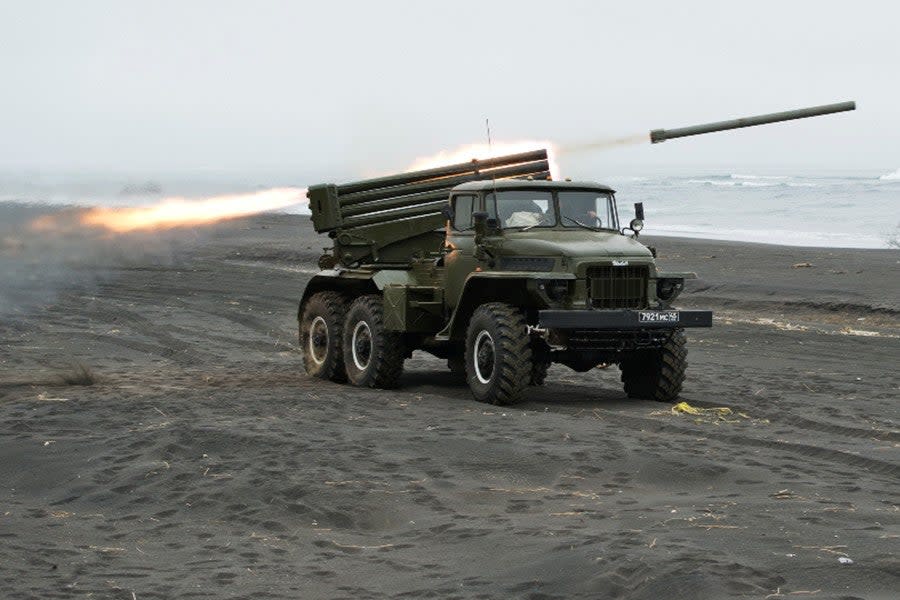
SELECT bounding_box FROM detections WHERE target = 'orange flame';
[35,187,307,233]
[407,141,560,180]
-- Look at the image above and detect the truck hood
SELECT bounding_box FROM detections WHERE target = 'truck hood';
[492,230,653,260]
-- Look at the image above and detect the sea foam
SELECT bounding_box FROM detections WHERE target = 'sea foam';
[730,174,789,180]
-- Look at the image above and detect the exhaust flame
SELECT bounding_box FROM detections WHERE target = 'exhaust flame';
[32,188,307,234]
[407,141,560,180]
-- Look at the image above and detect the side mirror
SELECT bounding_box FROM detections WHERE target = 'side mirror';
[634,202,644,221]
[441,204,454,222]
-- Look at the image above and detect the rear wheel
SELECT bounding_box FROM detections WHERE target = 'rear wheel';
[342,295,405,388]
[619,330,687,402]
[299,291,348,382]
[464,303,532,405]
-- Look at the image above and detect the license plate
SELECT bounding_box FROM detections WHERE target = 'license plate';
[639,311,679,323]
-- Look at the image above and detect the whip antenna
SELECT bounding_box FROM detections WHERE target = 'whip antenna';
[486,118,499,207]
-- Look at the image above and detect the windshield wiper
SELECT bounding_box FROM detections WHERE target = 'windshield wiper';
[562,215,600,231]
[520,216,549,231]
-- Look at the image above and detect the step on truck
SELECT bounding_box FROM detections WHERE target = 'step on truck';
[298,101,855,405]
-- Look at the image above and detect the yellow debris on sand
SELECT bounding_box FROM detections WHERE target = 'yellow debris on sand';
[671,401,739,424]
[671,401,731,416]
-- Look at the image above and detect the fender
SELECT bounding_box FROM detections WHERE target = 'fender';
[437,271,576,340]
[297,269,378,320]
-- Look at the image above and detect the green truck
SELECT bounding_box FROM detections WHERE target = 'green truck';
[299,102,855,405]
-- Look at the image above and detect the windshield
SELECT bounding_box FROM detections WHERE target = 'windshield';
[486,190,553,228]
[558,191,618,230]
[485,189,618,230]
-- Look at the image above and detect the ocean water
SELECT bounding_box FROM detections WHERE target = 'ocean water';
[1,168,898,249]
[600,168,900,249]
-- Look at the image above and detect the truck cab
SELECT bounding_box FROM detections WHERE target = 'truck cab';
[443,179,654,312]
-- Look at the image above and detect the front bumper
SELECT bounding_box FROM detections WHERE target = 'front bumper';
[538,309,713,329]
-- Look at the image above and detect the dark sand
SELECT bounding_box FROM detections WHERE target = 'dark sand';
[1,211,897,599]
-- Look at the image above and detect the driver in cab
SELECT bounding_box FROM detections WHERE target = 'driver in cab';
[562,196,602,228]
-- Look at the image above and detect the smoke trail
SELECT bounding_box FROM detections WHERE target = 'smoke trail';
[557,133,649,155]
[2,203,191,317]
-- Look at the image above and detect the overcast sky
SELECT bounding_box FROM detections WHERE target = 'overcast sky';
[0,1,896,179]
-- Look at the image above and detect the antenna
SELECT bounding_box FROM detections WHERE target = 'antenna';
[486,118,499,211]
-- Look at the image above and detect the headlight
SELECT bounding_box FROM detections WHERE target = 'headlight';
[656,278,684,302]
[538,280,570,301]
[630,218,644,232]
[548,280,570,300]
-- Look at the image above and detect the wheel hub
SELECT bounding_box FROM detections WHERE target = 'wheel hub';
[473,330,495,384]
[351,320,373,371]
[309,316,329,365]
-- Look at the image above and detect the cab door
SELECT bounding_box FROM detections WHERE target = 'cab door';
[443,193,480,309]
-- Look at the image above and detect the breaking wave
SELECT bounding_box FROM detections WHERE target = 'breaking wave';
[730,174,789,180]
[689,179,780,187]
[688,177,820,188]
[879,168,900,181]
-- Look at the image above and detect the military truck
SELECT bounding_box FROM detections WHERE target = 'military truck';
[299,101,855,405]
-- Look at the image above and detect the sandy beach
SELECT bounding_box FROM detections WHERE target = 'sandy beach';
[1,211,897,599]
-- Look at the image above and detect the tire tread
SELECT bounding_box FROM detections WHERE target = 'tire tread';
[465,302,532,405]
[344,294,405,389]
[620,330,687,402]
[299,291,348,382]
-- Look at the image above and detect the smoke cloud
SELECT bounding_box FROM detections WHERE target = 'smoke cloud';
[0,203,236,319]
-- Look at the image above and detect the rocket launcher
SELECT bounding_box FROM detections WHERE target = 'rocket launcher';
[307,149,550,266]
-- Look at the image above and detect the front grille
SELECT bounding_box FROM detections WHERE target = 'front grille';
[587,265,648,309]
[498,256,555,271]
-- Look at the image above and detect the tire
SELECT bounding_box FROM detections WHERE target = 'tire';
[342,295,405,388]
[619,330,687,402]
[299,291,348,382]
[464,303,533,405]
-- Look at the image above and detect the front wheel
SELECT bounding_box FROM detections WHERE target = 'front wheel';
[342,295,405,388]
[619,330,687,402]
[464,303,533,405]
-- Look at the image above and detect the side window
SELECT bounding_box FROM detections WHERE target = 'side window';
[452,195,475,230]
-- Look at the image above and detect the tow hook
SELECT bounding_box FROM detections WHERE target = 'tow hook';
[527,325,548,339]
[635,331,653,346]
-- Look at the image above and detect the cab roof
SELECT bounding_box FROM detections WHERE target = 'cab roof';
[451,179,616,194]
